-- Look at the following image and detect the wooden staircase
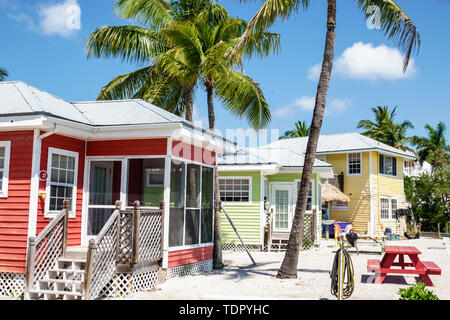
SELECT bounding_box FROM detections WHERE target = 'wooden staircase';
[28,247,88,300]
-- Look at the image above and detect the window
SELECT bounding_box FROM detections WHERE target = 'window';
[391,198,398,219]
[219,177,251,203]
[296,181,313,211]
[380,198,390,219]
[169,160,215,248]
[380,196,398,220]
[145,169,164,186]
[347,153,362,175]
[379,154,397,176]
[46,148,78,217]
[0,141,11,198]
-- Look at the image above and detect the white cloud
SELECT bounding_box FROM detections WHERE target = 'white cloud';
[275,96,352,117]
[192,105,208,129]
[307,63,322,81]
[39,0,81,37]
[307,42,417,81]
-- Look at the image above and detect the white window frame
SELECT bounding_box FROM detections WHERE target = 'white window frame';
[218,176,253,205]
[380,196,398,220]
[347,152,362,176]
[0,141,11,198]
[379,154,398,177]
[45,147,79,218]
[294,179,315,213]
[145,168,164,187]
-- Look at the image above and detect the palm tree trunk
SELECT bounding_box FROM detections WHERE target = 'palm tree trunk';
[206,81,224,270]
[185,84,195,122]
[277,0,336,279]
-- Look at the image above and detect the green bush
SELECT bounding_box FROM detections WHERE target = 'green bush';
[398,283,439,300]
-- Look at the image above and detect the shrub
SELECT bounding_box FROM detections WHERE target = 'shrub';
[398,282,439,300]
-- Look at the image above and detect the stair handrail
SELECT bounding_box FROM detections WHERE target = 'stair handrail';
[24,200,70,297]
[83,201,121,300]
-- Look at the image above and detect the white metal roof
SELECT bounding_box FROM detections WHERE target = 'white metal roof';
[219,147,333,168]
[261,132,417,160]
[0,81,236,152]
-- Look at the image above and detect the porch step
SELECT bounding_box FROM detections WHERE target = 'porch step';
[28,255,87,300]
[65,246,88,259]
[28,289,82,300]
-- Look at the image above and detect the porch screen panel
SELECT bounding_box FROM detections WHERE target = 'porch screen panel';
[201,167,213,243]
[128,158,165,207]
[185,164,201,245]
[169,161,185,247]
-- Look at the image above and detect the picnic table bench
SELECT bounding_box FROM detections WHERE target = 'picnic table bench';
[367,246,442,286]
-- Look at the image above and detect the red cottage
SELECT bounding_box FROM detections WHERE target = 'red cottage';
[0,81,235,299]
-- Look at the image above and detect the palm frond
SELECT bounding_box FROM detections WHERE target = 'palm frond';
[115,0,173,30]
[97,66,151,100]
[215,70,271,130]
[86,25,168,64]
[0,68,7,81]
[357,0,421,70]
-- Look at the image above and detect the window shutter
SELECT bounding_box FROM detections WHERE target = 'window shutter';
[379,154,384,174]
[393,157,397,176]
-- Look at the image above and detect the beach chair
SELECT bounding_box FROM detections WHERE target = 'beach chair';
[333,222,352,248]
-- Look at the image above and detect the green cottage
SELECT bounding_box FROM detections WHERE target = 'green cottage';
[218,147,334,251]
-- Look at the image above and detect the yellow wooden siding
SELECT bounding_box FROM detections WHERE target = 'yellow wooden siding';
[327,152,371,233]
[372,153,407,236]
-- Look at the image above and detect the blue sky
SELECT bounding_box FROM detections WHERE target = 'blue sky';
[1,0,449,144]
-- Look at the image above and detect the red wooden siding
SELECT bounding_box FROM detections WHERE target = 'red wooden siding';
[0,131,34,273]
[168,246,213,268]
[86,138,167,156]
[37,134,86,247]
[172,140,216,165]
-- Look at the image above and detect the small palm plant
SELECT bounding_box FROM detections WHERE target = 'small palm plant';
[0,68,8,81]
[357,106,414,151]
[280,121,310,139]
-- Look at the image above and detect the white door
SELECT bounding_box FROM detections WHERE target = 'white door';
[85,160,120,242]
[272,183,295,232]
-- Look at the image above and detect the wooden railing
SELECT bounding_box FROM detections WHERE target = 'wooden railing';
[24,200,70,296]
[83,201,164,299]
[83,202,121,300]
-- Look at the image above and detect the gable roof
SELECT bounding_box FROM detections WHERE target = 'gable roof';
[261,132,417,160]
[0,81,236,152]
[1,81,190,126]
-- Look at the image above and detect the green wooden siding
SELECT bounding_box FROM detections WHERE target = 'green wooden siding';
[219,171,262,245]
[218,171,319,246]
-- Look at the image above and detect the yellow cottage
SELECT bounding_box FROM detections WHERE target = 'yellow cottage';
[261,133,417,237]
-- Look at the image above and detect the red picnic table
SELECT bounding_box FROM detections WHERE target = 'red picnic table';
[367,245,442,286]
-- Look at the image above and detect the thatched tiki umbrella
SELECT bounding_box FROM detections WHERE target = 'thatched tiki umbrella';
[321,183,350,203]
[321,183,349,240]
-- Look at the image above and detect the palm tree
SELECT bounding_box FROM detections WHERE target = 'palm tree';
[152,10,278,268]
[357,106,414,151]
[0,68,7,81]
[280,121,310,139]
[87,1,279,269]
[86,0,217,117]
[412,122,450,167]
[238,0,420,279]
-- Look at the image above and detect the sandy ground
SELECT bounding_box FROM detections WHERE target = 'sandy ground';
[129,238,450,300]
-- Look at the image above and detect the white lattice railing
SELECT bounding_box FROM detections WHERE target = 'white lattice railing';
[83,209,120,300]
[24,200,70,296]
[137,207,163,265]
